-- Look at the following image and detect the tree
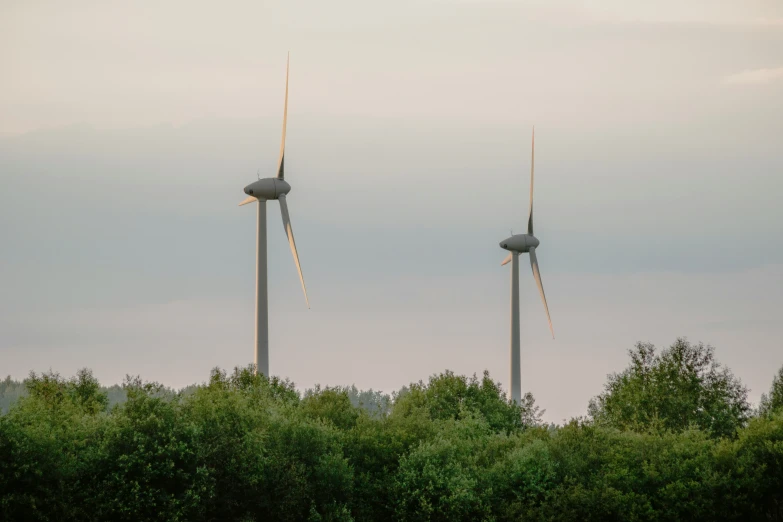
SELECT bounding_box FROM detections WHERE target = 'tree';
[0,370,108,521]
[392,370,542,433]
[89,376,207,522]
[727,412,783,520]
[6,363,783,520]
[22,368,109,415]
[302,386,360,431]
[393,434,490,521]
[588,338,750,438]
[759,364,783,417]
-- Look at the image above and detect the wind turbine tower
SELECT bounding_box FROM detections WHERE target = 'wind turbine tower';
[238,54,309,376]
[499,128,554,404]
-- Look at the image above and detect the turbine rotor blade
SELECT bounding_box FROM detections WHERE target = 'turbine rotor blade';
[278,194,309,308]
[277,53,289,180]
[501,253,513,266]
[238,196,257,206]
[529,247,554,338]
[527,126,535,235]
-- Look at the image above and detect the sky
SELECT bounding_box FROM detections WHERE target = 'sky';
[1,0,782,422]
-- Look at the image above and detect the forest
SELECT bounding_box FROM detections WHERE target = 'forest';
[1,338,782,521]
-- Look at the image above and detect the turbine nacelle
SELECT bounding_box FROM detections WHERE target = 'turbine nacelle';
[500,234,539,253]
[244,178,291,201]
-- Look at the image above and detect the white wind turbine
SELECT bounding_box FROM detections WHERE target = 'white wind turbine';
[499,127,554,404]
[238,54,309,376]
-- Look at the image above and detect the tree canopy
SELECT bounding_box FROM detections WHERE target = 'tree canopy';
[759,364,783,417]
[588,338,750,438]
[1,341,781,521]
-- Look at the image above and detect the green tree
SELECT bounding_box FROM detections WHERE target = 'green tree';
[89,376,208,522]
[187,366,355,522]
[725,412,783,520]
[759,364,783,417]
[393,370,541,432]
[182,367,274,521]
[302,386,360,431]
[588,339,750,438]
[393,422,492,521]
[0,370,107,521]
[69,368,109,414]
[345,400,437,522]
[5,363,783,520]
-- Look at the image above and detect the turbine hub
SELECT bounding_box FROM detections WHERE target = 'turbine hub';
[244,178,291,200]
[499,234,539,253]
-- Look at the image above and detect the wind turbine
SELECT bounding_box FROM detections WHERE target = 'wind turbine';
[238,53,309,376]
[499,127,554,404]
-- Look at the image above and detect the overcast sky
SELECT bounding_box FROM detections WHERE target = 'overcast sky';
[1,0,782,422]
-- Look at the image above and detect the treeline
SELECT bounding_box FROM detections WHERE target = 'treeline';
[1,376,131,414]
[0,378,390,417]
[1,338,782,521]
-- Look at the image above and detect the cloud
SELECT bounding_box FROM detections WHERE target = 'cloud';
[723,67,783,85]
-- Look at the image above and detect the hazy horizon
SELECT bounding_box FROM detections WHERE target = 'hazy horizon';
[2,0,782,423]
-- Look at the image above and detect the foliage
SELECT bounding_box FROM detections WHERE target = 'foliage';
[759,364,783,417]
[588,338,750,438]
[392,370,541,433]
[0,343,781,521]
[0,374,191,414]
